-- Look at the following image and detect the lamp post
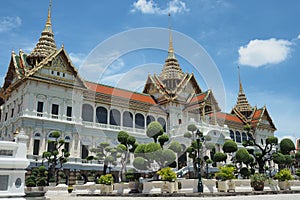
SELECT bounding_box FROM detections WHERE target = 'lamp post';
[196,129,204,193]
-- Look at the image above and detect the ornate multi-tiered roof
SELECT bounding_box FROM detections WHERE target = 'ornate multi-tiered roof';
[27,0,57,66]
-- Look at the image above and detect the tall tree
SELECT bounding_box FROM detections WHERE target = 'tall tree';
[116,131,138,181]
[42,131,70,183]
[242,124,278,173]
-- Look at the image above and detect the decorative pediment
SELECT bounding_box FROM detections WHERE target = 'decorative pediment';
[27,47,86,88]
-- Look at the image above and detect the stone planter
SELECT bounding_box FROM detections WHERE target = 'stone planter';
[100,184,113,194]
[278,181,291,190]
[217,180,235,192]
[76,180,85,185]
[128,181,139,193]
[49,182,56,187]
[162,181,178,193]
[217,181,227,192]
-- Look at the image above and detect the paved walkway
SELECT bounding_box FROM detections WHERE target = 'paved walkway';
[45,192,300,200]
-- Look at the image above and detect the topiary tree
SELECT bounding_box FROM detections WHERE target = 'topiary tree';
[133,141,177,172]
[158,134,169,148]
[213,152,227,163]
[222,140,238,154]
[42,131,70,184]
[146,121,164,143]
[90,142,118,175]
[242,124,278,173]
[279,138,295,155]
[116,131,138,181]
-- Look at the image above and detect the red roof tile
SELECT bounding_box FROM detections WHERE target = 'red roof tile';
[252,109,262,119]
[212,112,243,123]
[190,93,207,103]
[85,82,156,105]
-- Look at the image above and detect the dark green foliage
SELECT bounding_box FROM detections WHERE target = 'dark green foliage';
[280,138,295,155]
[235,148,250,163]
[133,157,148,170]
[273,152,285,164]
[240,167,251,179]
[187,124,197,132]
[146,121,164,143]
[222,140,238,153]
[266,136,278,145]
[296,169,300,177]
[184,132,192,138]
[168,141,182,153]
[158,134,169,148]
[117,131,130,145]
[213,152,227,163]
[42,131,69,184]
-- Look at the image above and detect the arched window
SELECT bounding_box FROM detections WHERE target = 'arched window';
[96,107,108,124]
[157,117,166,132]
[236,131,241,143]
[261,138,264,145]
[230,130,235,141]
[82,104,93,122]
[146,115,155,126]
[110,109,121,126]
[135,113,145,129]
[123,111,133,127]
[33,133,41,156]
[242,132,247,142]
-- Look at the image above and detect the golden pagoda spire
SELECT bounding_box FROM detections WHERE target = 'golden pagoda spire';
[27,0,57,66]
[234,66,252,117]
[238,65,243,94]
[44,0,53,33]
[159,13,184,89]
[168,13,174,58]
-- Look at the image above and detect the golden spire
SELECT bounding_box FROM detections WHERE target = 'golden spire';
[27,0,57,66]
[238,65,243,94]
[234,66,252,117]
[168,13,175,58]
[44,0,53,33]
[159,13,184,89]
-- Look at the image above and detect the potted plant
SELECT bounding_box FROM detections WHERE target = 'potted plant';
[250,173,267,191]
[59,172,67,184]
[157,167,178,193]
[25,177,36,191]
[125,170,140,193]
[87,170,96,182]
[76,174,84,185]
[215,165,236,192]
[67,186,73,193]
[98,174,114,194]
[274,168,293,190]
[49,177,56,186]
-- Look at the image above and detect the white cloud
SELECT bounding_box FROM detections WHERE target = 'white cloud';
[131,0,189,15]
[297,34,300,40]
[69,52,86,67]
[0,16,22,33]
[238,38,292,67]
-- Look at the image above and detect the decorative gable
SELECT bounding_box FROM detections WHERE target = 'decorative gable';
[28,47,86,88]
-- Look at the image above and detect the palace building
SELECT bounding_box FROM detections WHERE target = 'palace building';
[0,2,276,172]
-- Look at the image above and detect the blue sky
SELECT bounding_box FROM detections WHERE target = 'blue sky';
[0,0,300,141]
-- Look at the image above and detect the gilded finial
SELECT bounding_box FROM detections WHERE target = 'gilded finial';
[238,66,243,93]
[44,0,53,33]
[168,13,174,58]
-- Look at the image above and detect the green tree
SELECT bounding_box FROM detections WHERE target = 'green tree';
[158,134,169,148]
[222,140,238,154]
[42,131,70,183]
[90,142,118,175]
[213,152,227,163]
[242,124,278,174]
[116,131,137,181]
[279,138,295,155]
[146,121,164,143]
